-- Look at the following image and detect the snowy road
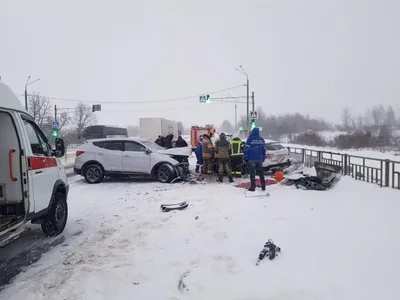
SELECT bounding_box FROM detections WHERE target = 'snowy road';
[1,171,400,299]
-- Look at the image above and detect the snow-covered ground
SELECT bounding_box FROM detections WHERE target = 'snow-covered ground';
[2,161,400,300]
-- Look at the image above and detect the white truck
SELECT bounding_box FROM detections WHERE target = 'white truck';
[0,82,68,245]
[139,117,179,141]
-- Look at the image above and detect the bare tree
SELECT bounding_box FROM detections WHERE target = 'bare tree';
[28,93,52,128]
[371,105,385,128]
[341,107,352,131]
[385,105,396,127]
[72,102,96,136]
[59,112,71,130]
[356,115,364,129]
[364,109,372,126]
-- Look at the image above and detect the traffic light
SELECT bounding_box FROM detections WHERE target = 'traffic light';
[250,119,256,129]
[51,129,59,137]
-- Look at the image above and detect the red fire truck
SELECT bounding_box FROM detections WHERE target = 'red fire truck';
[190,125,215,151]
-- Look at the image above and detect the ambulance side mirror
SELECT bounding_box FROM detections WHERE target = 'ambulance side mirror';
[53,138,65,158]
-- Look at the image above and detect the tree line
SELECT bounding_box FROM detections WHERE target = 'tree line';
[340,105,398,131]
[292,105,400,149]
[219,107,331,140]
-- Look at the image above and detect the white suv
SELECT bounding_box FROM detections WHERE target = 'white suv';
[74,138,192,184]
[262,139,291,172]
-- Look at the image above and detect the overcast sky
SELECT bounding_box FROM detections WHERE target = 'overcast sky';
[1,0,399,128]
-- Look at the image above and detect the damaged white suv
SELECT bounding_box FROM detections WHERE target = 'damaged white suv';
[74,138,192,183]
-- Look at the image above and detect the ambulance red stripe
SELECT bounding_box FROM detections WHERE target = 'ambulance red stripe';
[28,156,57,170]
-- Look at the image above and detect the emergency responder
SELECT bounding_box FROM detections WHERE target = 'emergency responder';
[195,135,204,173]
[201,131,214,174]
[229,136,244,177]
[215,132,234,182]
[244,127,266,191]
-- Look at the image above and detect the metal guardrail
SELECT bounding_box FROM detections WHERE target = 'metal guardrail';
[287,146,400,190]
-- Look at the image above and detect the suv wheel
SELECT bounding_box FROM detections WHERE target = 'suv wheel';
[41,191,68,236]
[84,164,104,184]
[156,164,175,183]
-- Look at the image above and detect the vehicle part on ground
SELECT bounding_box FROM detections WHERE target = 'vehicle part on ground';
[256,240,281,265]
[282,161,342,190]
[160,201,189,212]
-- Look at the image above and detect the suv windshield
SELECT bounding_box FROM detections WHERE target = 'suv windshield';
[265,143,285,151]
[141,140,165,151]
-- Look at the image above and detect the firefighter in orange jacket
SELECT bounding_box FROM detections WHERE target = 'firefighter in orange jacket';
[201,131,214,174]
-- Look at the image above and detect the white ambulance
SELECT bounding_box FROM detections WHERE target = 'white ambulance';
[0,82,68,245]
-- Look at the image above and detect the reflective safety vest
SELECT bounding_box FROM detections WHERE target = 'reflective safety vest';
[229,140,244,156]
[202,136,214,159]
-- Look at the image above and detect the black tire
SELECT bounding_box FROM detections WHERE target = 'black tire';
[156,164,175,183]
[84,164,104,184]
[41,191,68,236]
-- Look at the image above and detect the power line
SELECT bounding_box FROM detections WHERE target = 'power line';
[31,84,246,105]
[61,99,247,114]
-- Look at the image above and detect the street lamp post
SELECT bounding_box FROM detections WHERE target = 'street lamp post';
[25,76,40,111]
[227,92,238,132]
[235,65,249,128]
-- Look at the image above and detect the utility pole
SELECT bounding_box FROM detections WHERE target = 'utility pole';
[54,104,58,121]
[252,91,255,111]
[235,98,237,132]
[235,65,250,128]
[246,77,249,128]
[24,76,30,111]
[24,76,40,111]
[227,92,239,132]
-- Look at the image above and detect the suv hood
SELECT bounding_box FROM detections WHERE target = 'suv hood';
[159,147,192,157]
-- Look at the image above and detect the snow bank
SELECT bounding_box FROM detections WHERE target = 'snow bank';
[2,169,400,300]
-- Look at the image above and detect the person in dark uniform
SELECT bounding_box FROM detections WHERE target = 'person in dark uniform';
[215,133,234,183]
[165,134,174,149]
[175,135,188,147]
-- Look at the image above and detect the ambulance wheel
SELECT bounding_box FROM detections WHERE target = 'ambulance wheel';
[84,164,104,184]
[41,191,68,236]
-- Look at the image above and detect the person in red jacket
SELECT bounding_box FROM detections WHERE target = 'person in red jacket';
[201,132,214,174]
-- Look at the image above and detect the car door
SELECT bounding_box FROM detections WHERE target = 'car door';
[95,141,123,172]
[122,141,151,174]
[22,118,58,213]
